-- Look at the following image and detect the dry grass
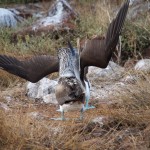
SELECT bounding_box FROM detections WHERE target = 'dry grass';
[1,75,150,150]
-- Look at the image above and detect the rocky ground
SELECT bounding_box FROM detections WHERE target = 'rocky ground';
[1,59,150,149]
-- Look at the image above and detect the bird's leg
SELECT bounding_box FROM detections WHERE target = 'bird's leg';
[51,110,66,121]
[79,107,84,120]
[61,110,65,120]
[84,98,95,110]
[84,80,95,110]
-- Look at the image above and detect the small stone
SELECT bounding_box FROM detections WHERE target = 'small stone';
[134,59,150,73]
[4,96,12,103]
[92,116,108,127]
[0,102,11,112]
[28,112,45,120]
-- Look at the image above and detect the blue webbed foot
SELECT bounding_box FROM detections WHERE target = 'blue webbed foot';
[84,104,95,110]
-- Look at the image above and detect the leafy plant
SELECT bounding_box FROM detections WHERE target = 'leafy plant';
[121,20,150,61]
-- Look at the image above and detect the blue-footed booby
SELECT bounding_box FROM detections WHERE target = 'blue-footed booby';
[0,0,129,120]
[52,44,85,120]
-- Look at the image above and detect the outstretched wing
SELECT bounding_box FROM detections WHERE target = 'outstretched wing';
[80,0,129,80]
[0,55,59,83]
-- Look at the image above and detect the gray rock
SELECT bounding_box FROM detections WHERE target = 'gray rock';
[121,75,138,84]
[26,78,58,104]
[0,102,11,112]
[113,0,149,20]
[134,59,150,73]
[90,81,126,101]
[15,0,78,38]
[128,0,149,19]
[92,116,106,127]
[36,0,76,28]
[0,8,18,28]
[87,62,126,102]
[88,61,124,81]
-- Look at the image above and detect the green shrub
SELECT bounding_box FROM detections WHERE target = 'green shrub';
[121,15,150,61]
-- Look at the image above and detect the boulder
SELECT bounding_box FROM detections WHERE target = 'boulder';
[26,77,58,104]
[12,0,78,41]
[127,0,149,20]
[88,61,125,81]
[134,59,150,73]
[0,8,21,28]
[113,0,149,20]
[86,62,126,102]
[0,6,38,28]
[90,81,126,102]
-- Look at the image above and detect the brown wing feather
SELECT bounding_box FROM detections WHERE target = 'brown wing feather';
[80,0,129,80]
[0,55,59,83]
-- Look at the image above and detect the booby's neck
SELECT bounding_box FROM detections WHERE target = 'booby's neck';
[58,48,75,78]
[58,47,81,78]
